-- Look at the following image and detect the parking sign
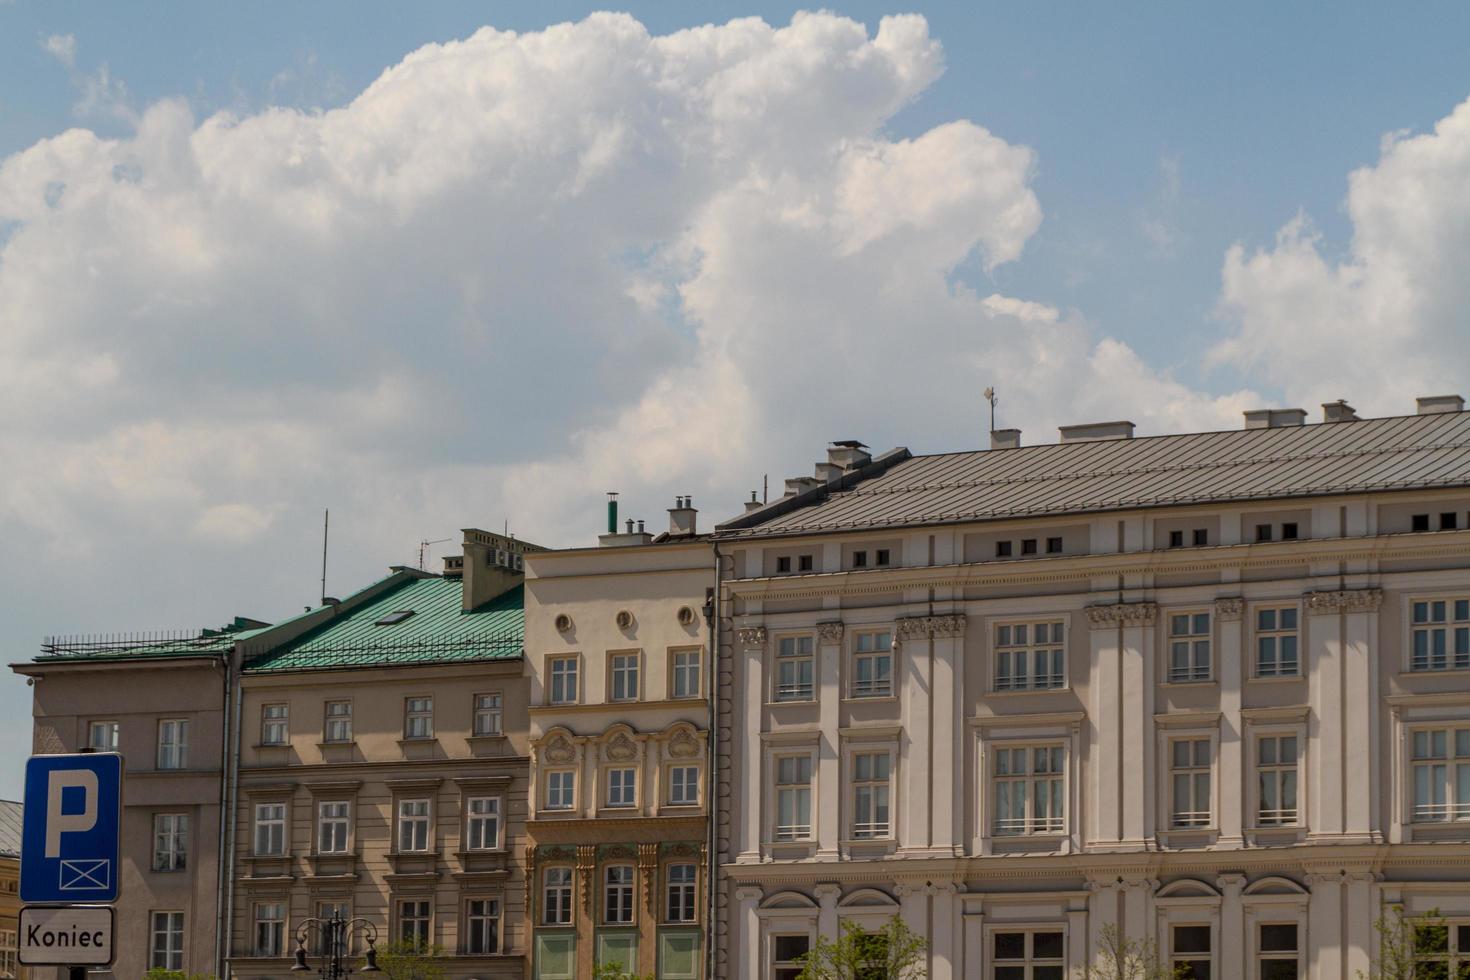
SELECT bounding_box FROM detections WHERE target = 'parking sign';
[21,753,123,904]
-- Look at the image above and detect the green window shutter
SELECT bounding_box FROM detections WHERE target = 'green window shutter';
[536,933,576,980]
[597,931,639,972]
[659,930,700,980]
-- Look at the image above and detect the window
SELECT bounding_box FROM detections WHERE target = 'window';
[669,765,699,806]
[544,867,574,925]
[466,898,501,955]
[1021,538,1038,555]
[1168,613,1212,682]
[1413,514,1432,532]
[398,799,431,851]
[851,630,893,698]
[1169,530,1185,548]
[851,751,891,839]
[1256,523,1273,542]
[1412,727,1470,822]
[1444,512,1461,530]
[1256,735,1299,826]
[324,700,353,742]
[404,696,434,739]
[1171,925,1212,979]
[255,902,285,956]
[995,621,1066,691]
[467,796,501,849]
[773,935,811,980]
[671,649,702,699]
[996,541,1013,558]
[774,755,813,841]
[1411,599,1470,671]
[1281,522,1299,540]
[473,693,503,736]
[316,902,350,956]
[549,657,579,704]
[853,550,868,568]
[993,745,1064,836]
[605,865,636,923]
[546,771,575,811]
[1257,923,1300,979]
[88,720,119,751]
[152,813,188,871]
[798,554,813,572]
[1046,536,1063,554]
[606,768,637,808]
[610,653,640,702]
[319,801,350,853]
[991,930,1064,979]
[875,549,890,566]
[261,703,288,745]
[0,931,15,979]
[376,609,415,625]
[1170,739,1213,828]
[254,803,286,856]
[666,864,697,922]
[777,556,792,573]
[1410,920,1470,978]
[1193,528,1208,546]
[1255,607,1300,677]
[157,718,189,769]
[399,900,430,947]
[775,635,815,701]
[151,911,184,970]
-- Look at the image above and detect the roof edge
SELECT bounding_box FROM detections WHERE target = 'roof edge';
[714,447,912,534]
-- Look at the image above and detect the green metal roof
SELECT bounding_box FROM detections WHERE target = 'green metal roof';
[244,577,523,673]
[34,618,270,663]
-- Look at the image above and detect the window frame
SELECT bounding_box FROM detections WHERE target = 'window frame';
[771,932,812,980]
[545,769,576,812]
[608,651,642,703]
[1168,922,1215,980]
[667,764,700,807]
[464,897,502,956]
[1166,610,1214,684]
[604,863,637,924]
[543,866,574,926]
[1254,920,1303,980]
[88,720,119,751]
[466,795,502,850]
[150,910,185,970]
[403,695,434,740]
[547,655,581,705]
[254,901,286,957]
[1166,734,1216,830]
[849,749,893,840]
[473,692,504,736]
[396,797,432,853]
[605,767,638,810]
[772,752,815,843]
[317,800,351,854]
[1407,595,1470,673]
[984,924,1067,980]
[1253,605,1302,679]
[989,742,1067,838]
[253,802,287,857]
[849,628,894,700]
[157,717,190,769]
[152,812,188,872]
[260,702,288,746]
[1253,731,1302,829]
[669,647,703,700]
[397,898,432,948]
[992,619,1068,692]
[771,633,816,703]
[665,862,698,924]
[1409,724,1470,824]
[323,699,353,743]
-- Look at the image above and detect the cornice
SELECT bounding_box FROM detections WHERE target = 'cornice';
[968,710,1086,730]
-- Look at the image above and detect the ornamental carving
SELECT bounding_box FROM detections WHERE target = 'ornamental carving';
[600,843,638,860]
[540,845,576,862]
[737,626,767,647]
[667,728,701,759]
[1304,589,1383,615]
[1214,597,1244,620]
[663,841,701,858]
[895,615,968,640]
[606,732,639,763]
[1086,602,1158,629]
[543,735,575,765]
[816,621,845,642]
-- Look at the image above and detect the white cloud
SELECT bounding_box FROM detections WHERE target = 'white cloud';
[1213,97,1470,416]
[42,33,76,69]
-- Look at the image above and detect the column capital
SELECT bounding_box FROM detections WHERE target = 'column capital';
[1214,597,1244,620]
[735,885,763,904]
[816,622,845,643]
[813,883,842,903]
[737,625,767,647]
[1215,873,1247,891]
[895,614,967,639]
[1086,602,1158,629]
[1304,588,1383,615]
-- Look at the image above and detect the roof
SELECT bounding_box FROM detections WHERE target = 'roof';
[32,618,272,664]
[0,800,21,858]
[244,576,522,673]
[716,411,1470,538]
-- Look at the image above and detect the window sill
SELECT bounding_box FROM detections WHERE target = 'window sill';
[986,686,1073,697]
[1248,675,1304,684]
[316,740,356,748]
[766,698,818,708]
[397,737,439,746]
[1402,666,1470,677]
[454,848,508,858]
[253,742,291,750]
[1159,680,1217,688]
[842,694,898,705]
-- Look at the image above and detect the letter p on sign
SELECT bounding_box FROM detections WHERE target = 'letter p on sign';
[46,770,98,857]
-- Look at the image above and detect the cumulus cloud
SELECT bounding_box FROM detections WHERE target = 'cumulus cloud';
[42,33,76,69]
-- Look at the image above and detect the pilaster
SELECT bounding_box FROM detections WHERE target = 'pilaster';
[1086,603,1157,850]
[734,886,762,980]
[816,622,843,860]
[1216,598,1245,847]
[1216,873,1245,980]
[737,626,766,861]
[1306,589,1382,843]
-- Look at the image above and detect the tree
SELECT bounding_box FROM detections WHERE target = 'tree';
[142,972,218,980]
[593,961,656,980]
[796,917,928,980]
[1074,924,1180,980]
[376,938,448,980]
[1359,906,1449,980]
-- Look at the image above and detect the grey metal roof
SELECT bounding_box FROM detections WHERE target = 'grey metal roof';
[716,412,1470,538]
[0,800,21,858]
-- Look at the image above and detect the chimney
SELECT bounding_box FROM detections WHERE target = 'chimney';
[1059,421,1135,443]
[827,441,871,470]
[606,492,619,533]
[815,461,843,483]
[460,528,537,610]
[990,428,1022,450]
[1322,400,1359,423]
[599,515,655,548]
[1417,394,1465,415]
[743,491,763,515]
[668,496,698,536]
[784,476,821,497]
[1243,408,1308,429]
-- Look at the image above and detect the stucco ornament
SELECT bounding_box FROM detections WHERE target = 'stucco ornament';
[1304,589,1383,615]
[1085,602,1159,629]
[816,621,845,642]
[543,735,575,765]
[668,728,701,759]
[895,614,968,640]
[1213,597,1244,620]
[606,731,639,762]
[737,625,767,647]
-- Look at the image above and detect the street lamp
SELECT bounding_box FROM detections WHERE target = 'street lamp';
[290,911,381,977]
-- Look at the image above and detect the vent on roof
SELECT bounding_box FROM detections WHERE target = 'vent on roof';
[376,610,415,626]
[990,428,1021,450]
[1243,408,1307,429]
[1322,400,1359,423]
[1059,421,1135,443]
[1417,395,1465,415]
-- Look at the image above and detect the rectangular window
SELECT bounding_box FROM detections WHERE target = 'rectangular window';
[1411,599,1470,671]
[157,718,189,769]
[798,554,813,571]
[324,700,353,742]
[467,796,501,850]
[549,657,580,704]
[606,768,637,808]
[993,745,1065,836]
[254,902,285,956]
[853,550,868,568]
[1258,923,1299,979]
[1412,728,1470,822]
[1281,522,1299,540]
[152,813,188,871]
[466,898,500,955]
[609,653,640,702]
[996,540,1013,558]
[669,765,700,806]
[1256,523,1273,542]
[605,864,636,923]
[1444,512,1460,530]
[404,696,434,739]
[1171,739,1213,828]
[995,621,1066,691]
[1193,528,1209,546]
[261,703,288,745]
[1413,514,1431,532]
[1257,735,1299,826]
[399,900,430,947]
[666,864,697,922]
[546,770,575,811]
[316,902,350,956]
[254,802,286,856]
[1168,612,1212,682]
[397,799,431,851]
[851,751,891,839]
[1046,536,1063,553]
[1255,607,1300,677]
[1171,925,1212,980]
[775,635,815,702]
[851,630,893,698]
[875,548,890,566]
[671,649,701,699]
[992,930,1065,979]
[1021,538,1038,555]
[773,935,811,980]
[318,801,350,853]
[1409,920,1470,978]
[777,556,792,573]
[150,911,185,970]
[473,693,503,736]
[544,867,574,924]
[774,755,813,841]
[88,720,119,751]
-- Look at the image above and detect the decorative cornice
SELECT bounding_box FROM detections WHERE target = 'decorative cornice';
[1304,588,1383,615]
[1086,602,1158,629]
[737,626,767,647]
[895,614,968,640]
[1213,597,1243,621]
[816,622,845,643]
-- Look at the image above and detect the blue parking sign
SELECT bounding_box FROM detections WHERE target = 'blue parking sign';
[21,754,123,903]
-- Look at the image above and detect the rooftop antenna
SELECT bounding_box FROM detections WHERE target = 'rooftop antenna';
[984,387,998,433]
[418,537,451,570]
[763,474,768,504]
[320,509,329,605]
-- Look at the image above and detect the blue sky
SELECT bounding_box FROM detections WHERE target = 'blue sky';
[2,2,1469,797]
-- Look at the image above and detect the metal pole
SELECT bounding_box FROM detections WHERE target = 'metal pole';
[320,509,329,605]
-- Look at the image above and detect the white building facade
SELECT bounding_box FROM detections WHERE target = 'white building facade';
[713,404,1470,979]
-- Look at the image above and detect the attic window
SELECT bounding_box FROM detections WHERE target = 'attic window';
[376,610,415,626]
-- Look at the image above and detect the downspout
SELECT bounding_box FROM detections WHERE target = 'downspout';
[705,541,723,980]
[213,654,231,978]
[221,648,245,980]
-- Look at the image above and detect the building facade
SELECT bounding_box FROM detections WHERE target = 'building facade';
[1,801,23,980]
[713,402,1470,980]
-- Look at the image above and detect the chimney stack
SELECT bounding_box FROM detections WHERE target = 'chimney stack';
[1059,421,1135,443]
[827,441,871,470]
[668,496,698,536]
[784,476,821,497]
[606,492,619,533]
[1244,408,1307,429]
[990,428,1022,450]
[743,491,763,515]
[1417,394,1465,415]
[1322,400,1359,423]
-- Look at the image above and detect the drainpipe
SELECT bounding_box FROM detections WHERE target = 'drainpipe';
[705,541,723,980]
[221,649,245,980]
[213,654,232,977]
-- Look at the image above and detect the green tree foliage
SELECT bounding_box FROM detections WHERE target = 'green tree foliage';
[377,938,448,980]
[1073,924,1180,980]
[1359,906,1451,980]
[142,971,218,980]
[795,917,928,980]
[593,960,656,980]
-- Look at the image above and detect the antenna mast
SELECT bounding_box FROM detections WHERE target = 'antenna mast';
[320,509,329,605]
[983,387,998,433]
[418,537,451,570]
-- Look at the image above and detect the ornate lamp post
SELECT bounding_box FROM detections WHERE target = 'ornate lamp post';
[290,911,381,977]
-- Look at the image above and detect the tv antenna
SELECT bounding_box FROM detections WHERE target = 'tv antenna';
[983,387,998,433]
[418,537,451,570]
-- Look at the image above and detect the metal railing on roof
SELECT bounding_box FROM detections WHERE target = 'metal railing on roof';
[39,630,228,658]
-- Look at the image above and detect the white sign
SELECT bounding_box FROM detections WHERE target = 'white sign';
[18,905,114,966]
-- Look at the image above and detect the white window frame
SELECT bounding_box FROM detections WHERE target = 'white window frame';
[1167,735,1216,830]
[606,767,638,809]
[668,764,700,807]
[1254,732,1302,828]
[254,802,286,856]
[772,753,814,842]
[993,619,1067,691]
[1411,725,1470,823]
[1253,605,1301,678]
[543,867,574,925]
[324,699,353,742]
[609,652,641,703]
[973,716,1082,855]
[771,932,812,980]
[404,696,434,739]
[1254,919,1303,980]
[318,800,350,854]
[465,897,501,955]
[261,702,288,745]
[1166,610,1213,683]
[604,863,636,924]
[545,770,576,811]
[157,718,189,769]
[150,910,185,970]
[1405,917,1470,978]
[152,813,188,871]
[473,692,503,736]
[850,629,894,699]
[1168,922,1215,980]
[466,796,502,850]
[254,902,286,957]
[1409,596,1470,672]
[88,720,119,751]
[984,924,1067,979]
[670,648,702,699]
[397,798,431,852]
[991,743,1066,837]
[772,634,816,703]
[665,863,697,923]
[849,749,892,840]
[548,656,580,705]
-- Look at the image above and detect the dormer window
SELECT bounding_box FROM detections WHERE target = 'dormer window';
[1046,537,1063,554]
[1443,513,1460,530]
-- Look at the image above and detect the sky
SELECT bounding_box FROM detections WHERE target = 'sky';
[2,2,1470,797]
